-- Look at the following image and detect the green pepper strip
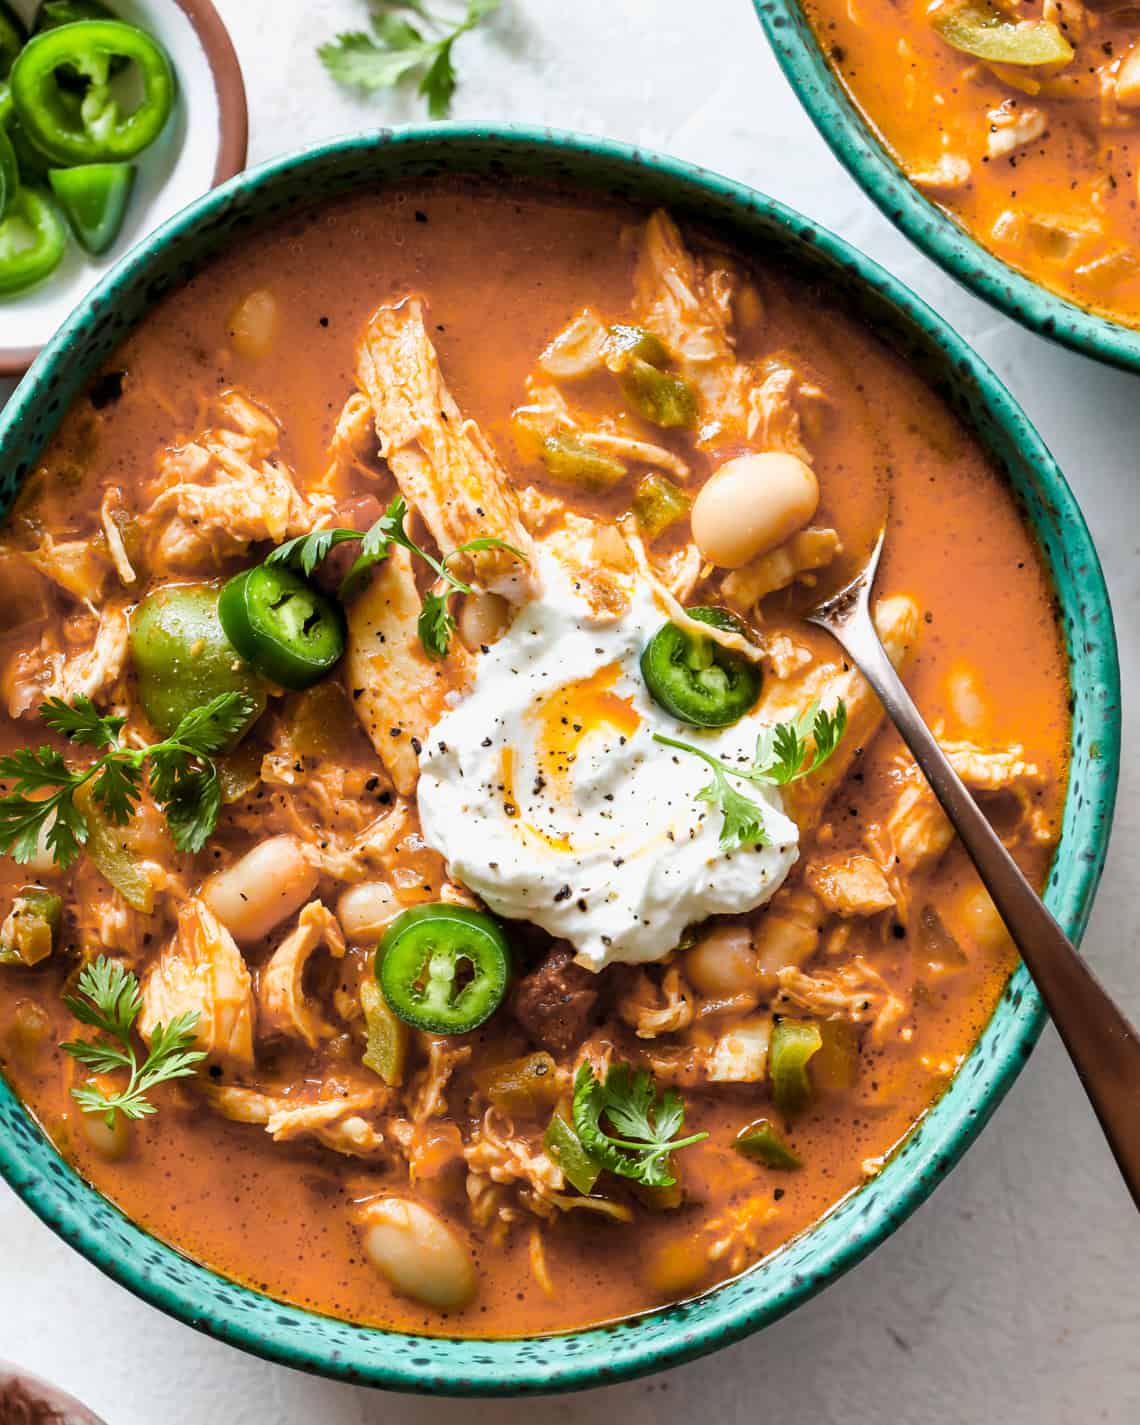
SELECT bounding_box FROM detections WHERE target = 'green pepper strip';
[734,1117,801,1170]
[0,185,68,295]
[770,1019,823,1117]
[544,1111,603,1195]
[931,1,1073,65]
[377,904,511,1036]
[10,20,175,165]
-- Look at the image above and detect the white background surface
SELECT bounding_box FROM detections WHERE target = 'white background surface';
[0,2,1137,1421]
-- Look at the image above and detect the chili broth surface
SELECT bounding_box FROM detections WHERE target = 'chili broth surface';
[0,182,1068,1337]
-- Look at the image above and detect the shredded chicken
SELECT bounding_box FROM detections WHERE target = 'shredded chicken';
[618,965,694,1039]
[722,528,842,613]
[25,532,110,602]
[633,211,752,439]
[139,900,255,1068]
[257,901,346,1048]
[143,391,329,572]
[345,545,471,796]
[777,958,909,1044]
[706,1017,772,1082]
[356,298,536,596]
[100,488,137,586]
[868,738,1048,881]
[745,361,815,464]
[910,155,973,192]
[205,1085,386,1157]
[410,1037,472,1121]
[806,854,897,917]
[5,603,129,718]
[761,594,921,834]
[464,1107,564,1217]
[987,103,1047,161]
[536,307,610,378]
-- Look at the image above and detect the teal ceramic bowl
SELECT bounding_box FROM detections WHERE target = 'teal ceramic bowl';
[0,126,1120,1394]
[752,0,1140,372]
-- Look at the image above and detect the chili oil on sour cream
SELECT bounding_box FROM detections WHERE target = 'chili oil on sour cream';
[417,550,799,968]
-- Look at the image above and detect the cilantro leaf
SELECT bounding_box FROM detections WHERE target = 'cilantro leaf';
[0,691,256,871]
[317,1,499,118]
[40,696,124,749]
[271,493,526,660]
[696,764,771,852]
[167,692,259,761]
[749,700,848,785]
[267,525,364,578]
[571,1063,707,1188]
[418,589,457,660]
[654,701,847,850]
[654,733,772,852]
[62,956,206,1127]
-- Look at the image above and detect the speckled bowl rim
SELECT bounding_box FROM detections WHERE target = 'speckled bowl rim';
[0,0,249,378]
[752,0,1140,372]
[0,125,1121,1395]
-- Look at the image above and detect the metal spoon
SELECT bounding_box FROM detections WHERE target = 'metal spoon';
[808,529,1140,1209]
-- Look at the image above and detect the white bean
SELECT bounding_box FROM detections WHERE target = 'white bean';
[227,288,278,359]
[458,592,510,650]
[684,921,760,997]
[691,452,819,568]
[361,1198,477,1310]
[956,885,1011,955]
[337,881,401,942]
[201,835,317,943]
[80,1109,131,1162]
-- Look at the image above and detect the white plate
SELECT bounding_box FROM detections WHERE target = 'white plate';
[0,0,247,373]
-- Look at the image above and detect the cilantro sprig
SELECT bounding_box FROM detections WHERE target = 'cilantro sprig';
[318,0,499,119]
[571,1063,708,1189]
[0,691,256,870]
[269,495,525,660]
[654,700,848,852]
[61,956,205,1127]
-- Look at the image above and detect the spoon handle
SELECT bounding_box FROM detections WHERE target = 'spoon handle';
[831,613,1140,1210]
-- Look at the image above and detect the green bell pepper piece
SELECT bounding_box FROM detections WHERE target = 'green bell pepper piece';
[539,431,627,490]
[0,887,62,967]
[544,1111,603,1195]
[733,1117,801,1170]
[770,1019,823,1117]
[360,976,409,1087]
[48,159,134,253]
[931,0,1073,65]
[631,471,692,540]
[10,19,175,165]
[620,357,699,429]
[74,783,155,911]
[0,184,68,295]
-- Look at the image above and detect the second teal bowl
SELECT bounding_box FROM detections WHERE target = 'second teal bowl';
[0,125,1121,1393]
[753,0,1140,372]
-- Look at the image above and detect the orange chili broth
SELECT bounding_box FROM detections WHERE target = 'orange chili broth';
[803,0,1140,325]
[0,181,1069,1337]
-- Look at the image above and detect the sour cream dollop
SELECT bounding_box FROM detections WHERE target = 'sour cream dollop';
[417,551,799,969]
